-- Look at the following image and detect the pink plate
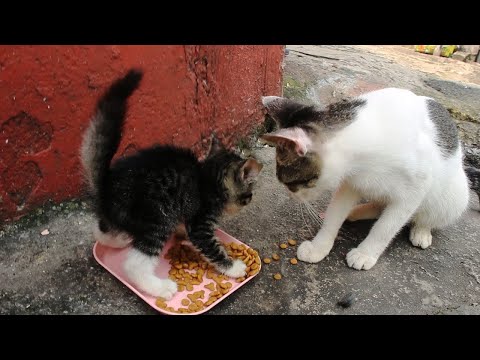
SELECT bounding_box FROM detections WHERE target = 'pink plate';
[93,229,260,315]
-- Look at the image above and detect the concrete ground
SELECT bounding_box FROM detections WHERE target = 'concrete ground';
[1,46,480,315]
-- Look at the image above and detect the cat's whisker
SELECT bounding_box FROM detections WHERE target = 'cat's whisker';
[304,202,323,227]
[305,202,324,227]
[301,202,313,224]
[306,201,323,217]
[299,203,314,237]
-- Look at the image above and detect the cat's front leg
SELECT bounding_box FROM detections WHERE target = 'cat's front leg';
[346,198,422,270]
[297,184,360,263]
[188,214,246,278]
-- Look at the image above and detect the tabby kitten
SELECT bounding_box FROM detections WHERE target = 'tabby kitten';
[81,69,262,299]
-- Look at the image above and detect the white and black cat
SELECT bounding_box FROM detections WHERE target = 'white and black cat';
[81,69,263,299]
[261,88,472,270]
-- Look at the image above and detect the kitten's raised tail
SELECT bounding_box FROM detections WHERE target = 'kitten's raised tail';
[80,68,143,197]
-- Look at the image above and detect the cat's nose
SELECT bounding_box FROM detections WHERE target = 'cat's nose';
[287,184,299,193]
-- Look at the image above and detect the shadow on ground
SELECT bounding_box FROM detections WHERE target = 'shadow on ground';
[1,46,480,315]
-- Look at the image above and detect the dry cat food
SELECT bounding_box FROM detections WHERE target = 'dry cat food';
[288,239,297,246]
[290,258,298,265]
[158,241,261,313]
[279,243,288,249]
[263,258,272,264]
[273,273,282,280]
[272,253,280,261]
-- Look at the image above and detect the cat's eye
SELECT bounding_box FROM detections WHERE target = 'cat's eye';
[285,176,318,192]
[239,192,252,205]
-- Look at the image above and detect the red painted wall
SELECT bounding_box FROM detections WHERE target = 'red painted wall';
[0,45,284,222]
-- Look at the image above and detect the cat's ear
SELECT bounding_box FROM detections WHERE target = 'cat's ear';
[239,158,263,184]
[261,128,312,157]
[262,96,312,127]
[206,133,225,158]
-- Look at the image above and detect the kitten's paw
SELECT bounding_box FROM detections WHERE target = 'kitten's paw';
[297,241,330,263]
[142,278,178,300]
[346,248,377,270]
[224,259,247,278]
[409,226,432,249]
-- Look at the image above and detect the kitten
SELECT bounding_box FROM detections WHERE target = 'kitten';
[261,88,471,270]
[80,69,263,299]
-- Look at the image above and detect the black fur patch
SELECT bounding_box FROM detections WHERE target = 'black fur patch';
[264,97,365,133]
[323,99,366,129]
[427,99,459,156]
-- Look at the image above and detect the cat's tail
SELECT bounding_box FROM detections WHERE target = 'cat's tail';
[465,166,480,196]
[80,68,143,197]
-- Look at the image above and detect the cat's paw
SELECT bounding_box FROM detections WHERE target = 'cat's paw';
[346,248,377,270]
[297,241,330,263]
[409,226,432,249]
[224,259,247,278]
[142,278,178,300]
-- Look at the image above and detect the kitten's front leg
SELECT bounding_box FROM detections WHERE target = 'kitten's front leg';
[188,214,246,278]
[297,184,360,263]
[346,199,422,270]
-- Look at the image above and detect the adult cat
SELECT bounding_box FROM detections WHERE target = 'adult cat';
[81,69,262,299]
[261,88,470,270]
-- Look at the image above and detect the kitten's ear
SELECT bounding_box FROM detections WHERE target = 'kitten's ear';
[207,133,224,157]
[260,128,312,157]
[261,96,311,127]
[239,158,263,184]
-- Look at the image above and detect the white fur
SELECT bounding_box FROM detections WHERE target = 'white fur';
[409,225,432,249]
[298,183,360,263]
[94,223,132,248]
[290,88,469,270]
[223,259,247,278]
[124,248,177,299]
[262,96,282,106]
